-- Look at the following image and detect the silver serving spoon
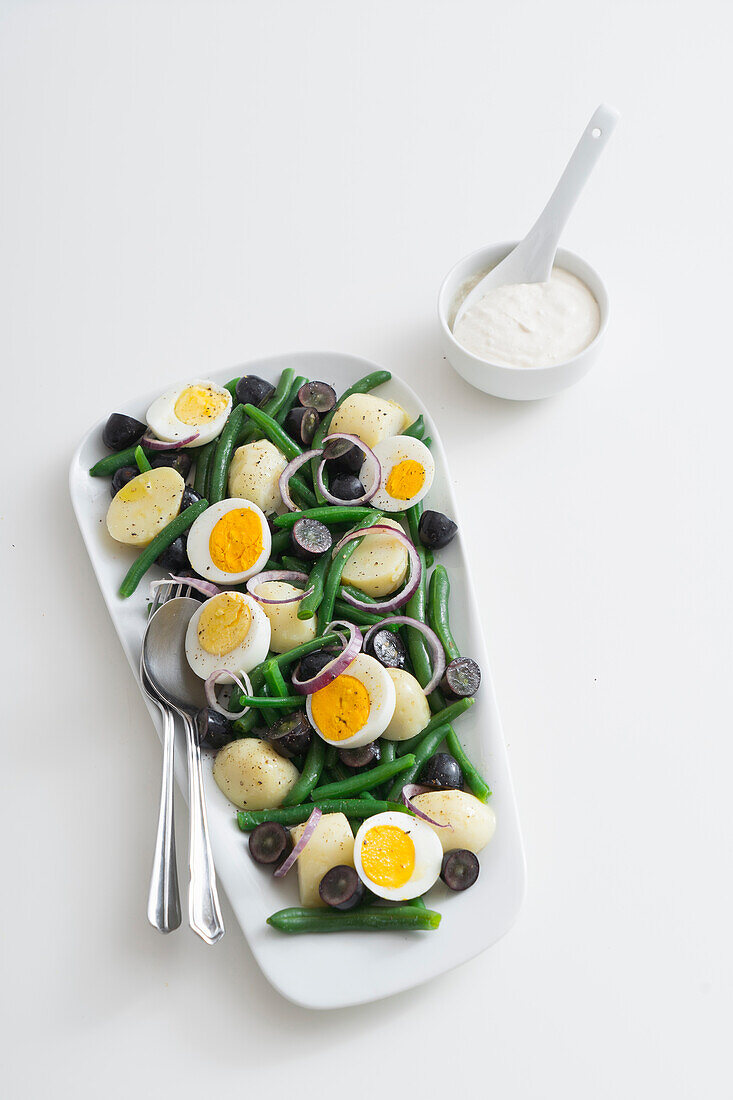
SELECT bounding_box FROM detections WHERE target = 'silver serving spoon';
[453,103,619,328]
[143,596,225,945]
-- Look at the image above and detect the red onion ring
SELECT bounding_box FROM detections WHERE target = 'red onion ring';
[278,448,323,512]
[315,433,381,506]
[332,526,422,615]
[363,615,445,695]
[204,669,253,719]
[247,570,315,604]
[274,806,322,877]
[401,784,453,828]
[166,574,221,597]
[291,620,363,695]
[141,432,200,450]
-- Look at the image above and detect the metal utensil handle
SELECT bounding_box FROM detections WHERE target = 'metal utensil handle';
[183,713,225,944]
[147,704,182,933]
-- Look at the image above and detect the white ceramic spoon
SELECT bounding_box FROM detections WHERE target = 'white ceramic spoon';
[453,103,619,328]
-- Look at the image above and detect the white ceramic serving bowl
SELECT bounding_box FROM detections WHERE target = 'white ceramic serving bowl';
[438,241,610,401]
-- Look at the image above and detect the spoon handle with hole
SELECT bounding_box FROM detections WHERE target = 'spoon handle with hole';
[147,703,182,933]
[516,103,620,281]
[183,713,225,944]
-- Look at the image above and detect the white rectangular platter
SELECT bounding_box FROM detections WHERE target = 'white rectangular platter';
[69,350,525,1009]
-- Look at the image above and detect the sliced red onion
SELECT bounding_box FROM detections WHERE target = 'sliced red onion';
[204,669,253,719]
[278,448,323,512]
[332,526,422,615]
[315,433,381,506]
[274,806,322,877]
[401,784,453,828]
[141,431,200,450]
[364,615,445,695]
[291,620,363,695]
[247,570,314,604]
[167,574,221,598]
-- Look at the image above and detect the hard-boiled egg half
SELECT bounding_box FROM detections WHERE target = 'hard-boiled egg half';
[353,811,443,901]
[186,498,271,584]
[305,653,396,748]
[146,379,232,447]
[185,590,270,682]
[363,435,435,512]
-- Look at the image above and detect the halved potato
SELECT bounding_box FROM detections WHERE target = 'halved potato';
[106,467,185,547]
[411,790,496,853]
[213,739,299,810]
[340,519,408,597]
[290,812,355,907]
[329,393,408,449]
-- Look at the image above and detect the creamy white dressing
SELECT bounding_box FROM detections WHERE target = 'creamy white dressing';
[452,266,600,369]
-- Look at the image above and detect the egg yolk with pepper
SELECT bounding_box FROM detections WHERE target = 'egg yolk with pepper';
[174,384,230,426]
[385,459,425,501]
[309,674,371,741]
[208,508,264,574]
[196,592,252,656]
[360,824,416,888]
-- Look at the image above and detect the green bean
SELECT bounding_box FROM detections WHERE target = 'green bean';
[402,415,425,440]
[275,374,307,426]
[134,445,152,473]
[319,510,383,631]
[267,904,441,934]
[193,439,217,496]
[118,499,209,598]
[89,445,154,478]
[231,666,266,735]
[311,754,416,800]
[359,790,378,801]
[257,682,278,728]
[408,895,427,909]
[208,403,247,504]
[273,506,383,529]
[423,436,432,448]
[224,377,240,401]
[296,553,330,620]
[405,502,444,711]
[289,475,318,509]
[311,370,392,503]
[394,698,475,757]
[445,727,491,801]
[428,564,460,662]
[242,404,302,462]
[262,659,291,699]
[280,737,326,806]
[237,798,408,829]
[376,739,396,796]
[235,368,294,445]
[387,724,449,799]
[269,528,291,559]
[332,599,400,630]
[324,745,338,768]
[238,695,304,709]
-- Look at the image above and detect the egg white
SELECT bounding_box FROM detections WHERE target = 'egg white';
[353,811,444,901]
[306,652,396,748]
[184,592,271,682]
[362,435,435,512]
[186,498,271,584]
[146,378,232,447]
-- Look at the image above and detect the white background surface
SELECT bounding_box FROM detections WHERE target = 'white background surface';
[1,1,731,1096]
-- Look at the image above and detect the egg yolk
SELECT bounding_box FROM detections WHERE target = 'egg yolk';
[174,384,229,426]
[197,592,252,656]
[310,674,371,741]
[385,459,425,500]
[209,508,264,574]
[360,825,415,889]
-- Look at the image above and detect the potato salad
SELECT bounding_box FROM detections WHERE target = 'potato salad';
[90,368,494,934]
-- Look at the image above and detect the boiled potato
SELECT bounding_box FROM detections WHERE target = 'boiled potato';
[227,439,287,515]
[340,519,408,597]
[382,668,431,741]
[106,467,185,547]
[290,812,354,907]
[329,393,409,449]
[254,581,318,653]
[411,790,496,853]
[213,738,299,810]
